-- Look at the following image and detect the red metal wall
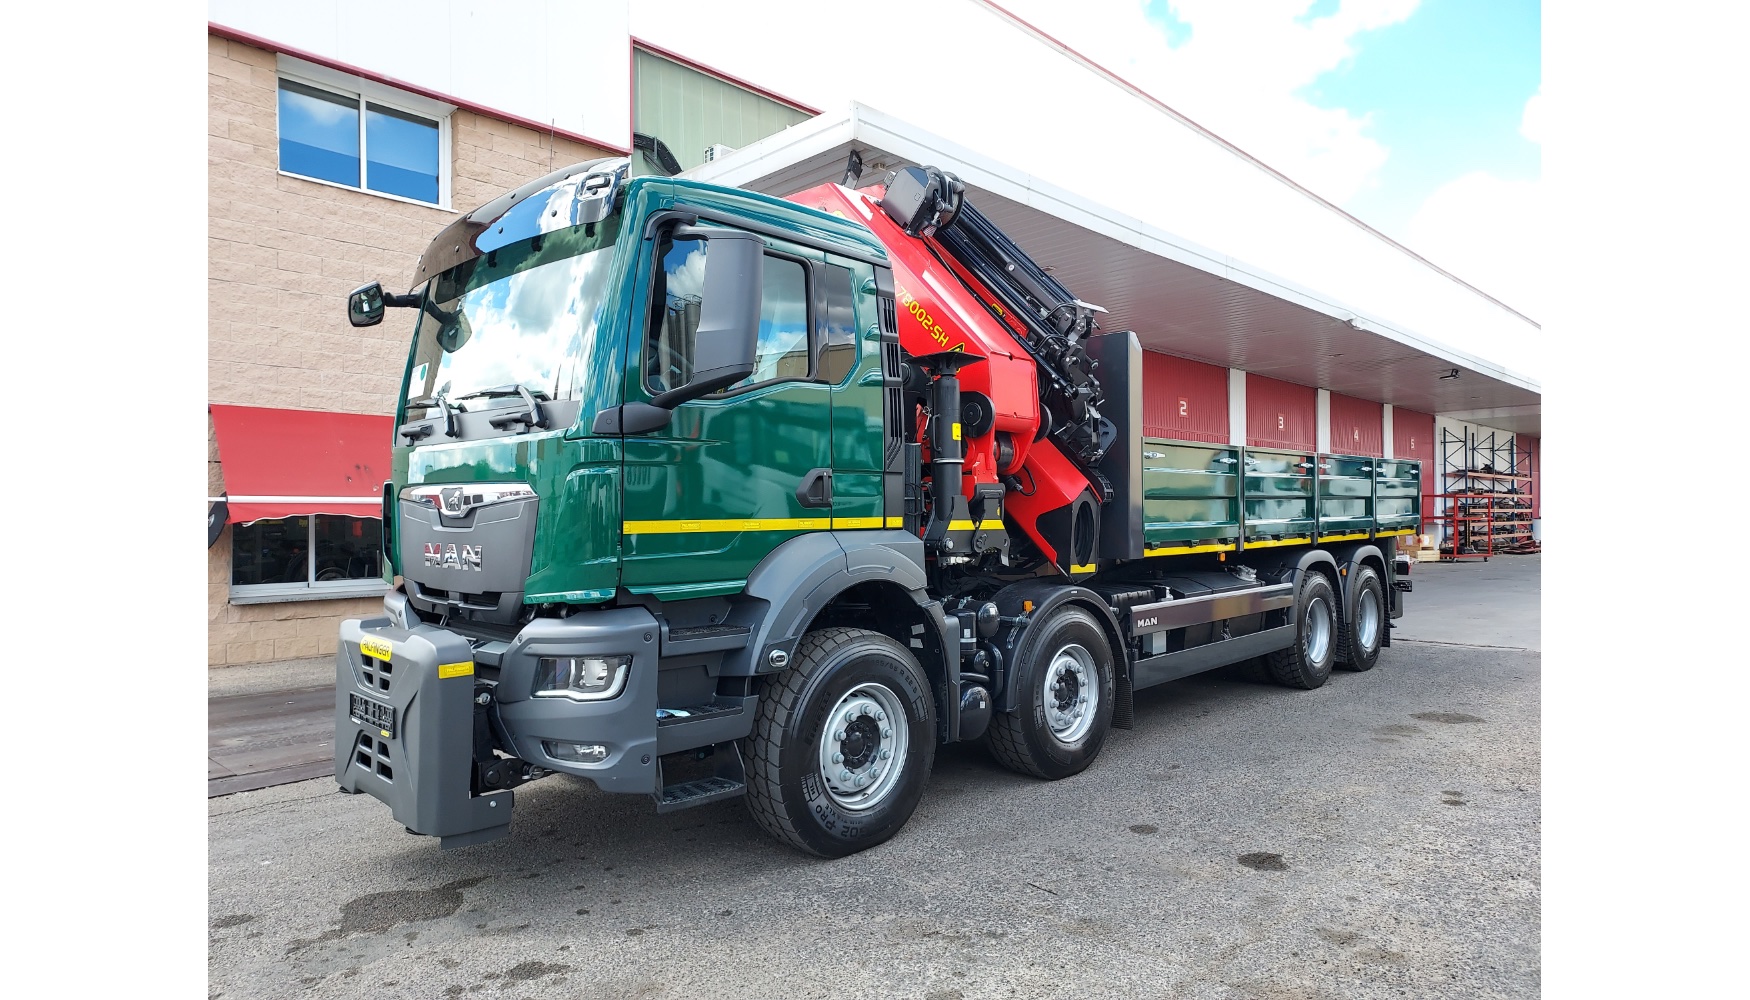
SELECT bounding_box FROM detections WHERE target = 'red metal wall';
[1245,374,1316,450]
[1141,351,1228,443]
[1394,407,1437,517]
[1328,392,1383,457]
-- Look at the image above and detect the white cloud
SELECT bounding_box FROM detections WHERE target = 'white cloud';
[1405,90,1542,320]
[993,0,1421,205]
[1519,86,1544,144]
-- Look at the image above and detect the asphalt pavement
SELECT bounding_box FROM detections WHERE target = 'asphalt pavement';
[209,556,1540,999]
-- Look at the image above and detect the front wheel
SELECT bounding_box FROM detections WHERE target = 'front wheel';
[744,628,935,858]
[986,604,1116,779]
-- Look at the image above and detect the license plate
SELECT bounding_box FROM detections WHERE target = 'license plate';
[350,693,396,737]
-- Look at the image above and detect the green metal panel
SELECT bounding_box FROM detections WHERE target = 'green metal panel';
[1139,439,1240,550]
[829,259,887,527]
[1242,447,1316,545]
[620,228,833,600]
[633,49,812,173]
[1373,458,1422,534]
[1317,454,1376,538]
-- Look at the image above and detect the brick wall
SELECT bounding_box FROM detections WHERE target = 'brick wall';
[207,32,616,666]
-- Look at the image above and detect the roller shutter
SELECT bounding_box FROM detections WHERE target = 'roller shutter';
[1329,392,1383,458]
[1245,374,1316,451]
[1394,407,1436,519]
[1141,351,1228,443]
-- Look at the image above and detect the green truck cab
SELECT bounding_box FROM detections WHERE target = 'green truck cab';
[336,157,1414,857]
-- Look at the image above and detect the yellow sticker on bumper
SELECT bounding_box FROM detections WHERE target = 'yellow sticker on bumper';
[359,636,394,661]
[438,661,475,679]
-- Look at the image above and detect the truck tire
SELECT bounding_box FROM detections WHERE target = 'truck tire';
[1336,565,1384,672]
[1265,571,1336,690]
[743,627,936,858]
[985,604,1116,780]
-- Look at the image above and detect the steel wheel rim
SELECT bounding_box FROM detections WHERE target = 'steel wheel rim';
[1042,643,1098,744]
[818,681,909,811]
[1357,587,1382,651]
[1305,596,1332,664]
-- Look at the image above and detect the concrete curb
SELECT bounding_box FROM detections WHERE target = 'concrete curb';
[209,655,334,698]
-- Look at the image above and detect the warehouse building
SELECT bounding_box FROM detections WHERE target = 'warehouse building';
[206,1,1539,667]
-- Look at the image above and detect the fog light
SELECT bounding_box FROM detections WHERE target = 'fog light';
[544,741,609,764]
[533,654,630,701]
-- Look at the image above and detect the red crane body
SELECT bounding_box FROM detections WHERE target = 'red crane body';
[786,181,1097,569]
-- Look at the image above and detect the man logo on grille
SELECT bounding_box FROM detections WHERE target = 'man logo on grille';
[423,541,482,571]
[440,486,465,514]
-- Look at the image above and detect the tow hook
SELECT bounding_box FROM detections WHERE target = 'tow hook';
[479,757,546,790]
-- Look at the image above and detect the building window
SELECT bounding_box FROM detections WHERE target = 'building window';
[275,59,450,207]
[231,514,385,602]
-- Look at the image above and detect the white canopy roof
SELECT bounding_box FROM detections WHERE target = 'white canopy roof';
[687,104,1541,435]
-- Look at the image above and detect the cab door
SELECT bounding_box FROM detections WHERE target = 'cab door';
[620,228,833,599]
[823,256,889,530]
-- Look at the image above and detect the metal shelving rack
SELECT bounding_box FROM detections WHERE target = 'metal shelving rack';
[1434,427,1536,560]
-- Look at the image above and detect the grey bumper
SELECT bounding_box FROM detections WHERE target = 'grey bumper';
[336,606,662,849]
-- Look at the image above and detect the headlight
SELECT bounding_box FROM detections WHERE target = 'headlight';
[533,655,631,701]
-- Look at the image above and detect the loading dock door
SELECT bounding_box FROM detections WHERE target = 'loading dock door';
[1142,351,1228,443]
[1329,392,1384,458]
[1246,374,1316,451]
[1394,406,1436,522]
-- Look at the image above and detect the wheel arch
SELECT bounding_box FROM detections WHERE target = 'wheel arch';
[723,530,941,679]
[986,580,1128,716]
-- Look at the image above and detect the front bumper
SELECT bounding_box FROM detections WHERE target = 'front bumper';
[335,605,662,849]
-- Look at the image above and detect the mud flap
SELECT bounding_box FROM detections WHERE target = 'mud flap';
[336,618,513,849]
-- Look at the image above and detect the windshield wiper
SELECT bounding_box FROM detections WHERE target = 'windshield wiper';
[401,395,458,441]
[454,385,551,431]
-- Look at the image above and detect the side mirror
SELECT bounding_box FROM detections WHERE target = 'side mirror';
[653,230,762,406]
[348,282,386,327]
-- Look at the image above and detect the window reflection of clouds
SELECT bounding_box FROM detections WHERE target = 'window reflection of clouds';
[416,247,614,406]
[748,258,809,385]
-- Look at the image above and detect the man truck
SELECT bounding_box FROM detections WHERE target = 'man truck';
[337,156,1417,857]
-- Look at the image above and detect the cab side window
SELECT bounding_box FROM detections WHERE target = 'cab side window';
[645,238,814,396]
[738,255,810,389]
[646,237,706,394]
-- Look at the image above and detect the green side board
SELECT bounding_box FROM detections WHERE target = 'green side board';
[1140,440,1241,550]
[1139,440,1422,556]
[1242,447,1317,544]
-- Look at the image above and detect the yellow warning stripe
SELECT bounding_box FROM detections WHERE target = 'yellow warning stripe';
[1375,528,1416,537]
[831,517,886,529]
[1070,563,1098,574]
[947,519,1003,531]
[1143,542,1238,558]
[1244,537,1312,549]
[624,516,901,534]
[1317,532,1372,543]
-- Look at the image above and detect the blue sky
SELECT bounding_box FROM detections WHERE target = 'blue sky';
[1001,0,1544,314]
[1286,0,1541,238]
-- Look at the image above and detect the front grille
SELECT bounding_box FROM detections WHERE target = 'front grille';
[361,654,393,693]
[354,731,393,781]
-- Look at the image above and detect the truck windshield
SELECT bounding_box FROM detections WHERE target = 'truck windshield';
[403,213,622,418]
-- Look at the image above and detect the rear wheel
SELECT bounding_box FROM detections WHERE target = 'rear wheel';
[1265,571,1336,690]
[986,605,1116,779]
[1337,565,1384,671]
[744,628,935,858]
